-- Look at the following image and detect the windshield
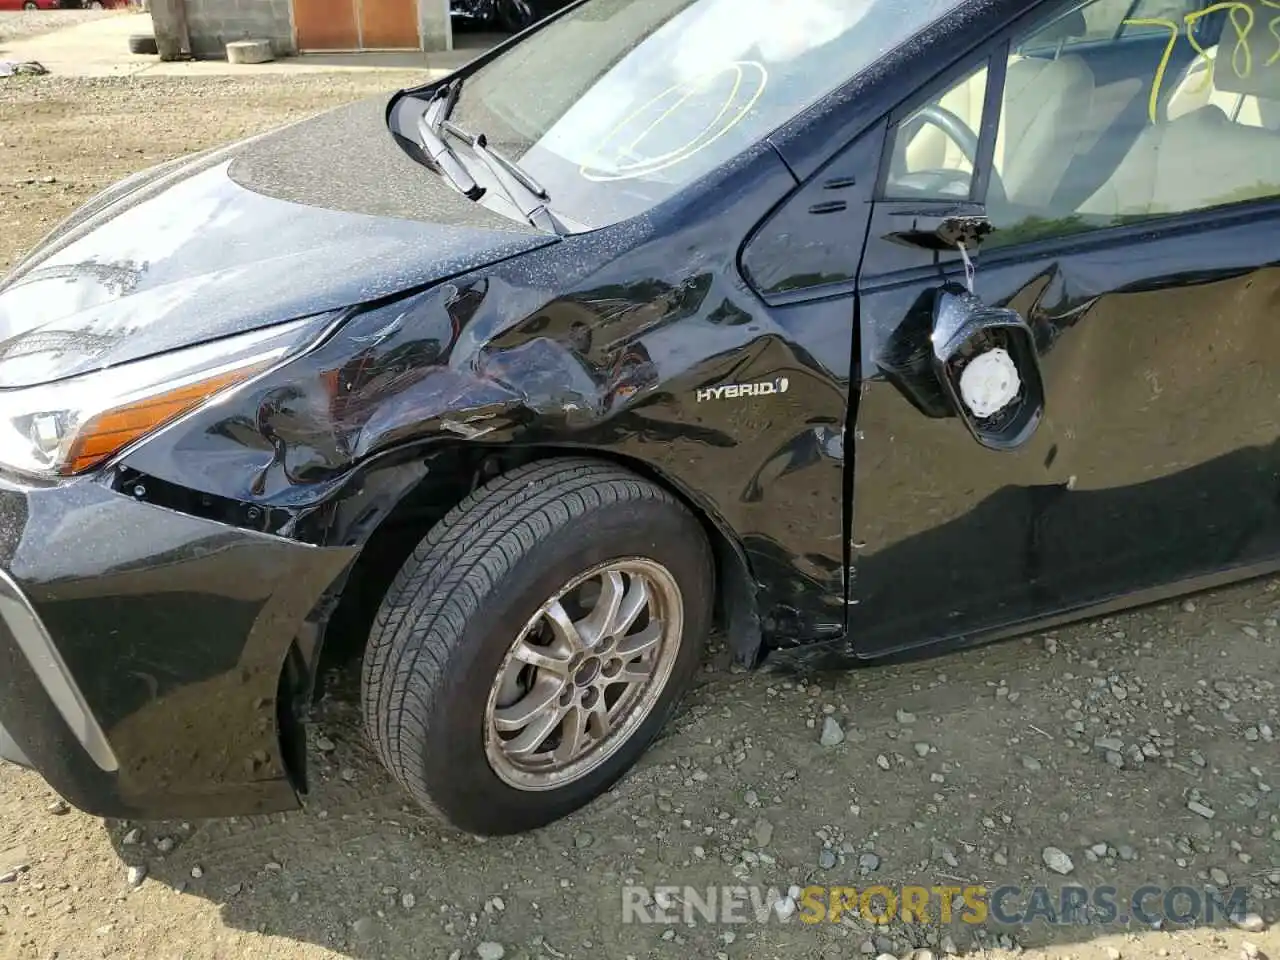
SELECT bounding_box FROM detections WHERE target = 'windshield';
[448,0,968,229]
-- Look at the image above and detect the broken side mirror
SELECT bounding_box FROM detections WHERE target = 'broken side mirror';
[931,284,1045,451]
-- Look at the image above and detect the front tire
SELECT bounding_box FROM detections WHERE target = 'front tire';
[361,458,713,835]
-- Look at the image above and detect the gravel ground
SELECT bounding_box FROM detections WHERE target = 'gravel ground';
[0,74,1278,960]
[0,10,122,45]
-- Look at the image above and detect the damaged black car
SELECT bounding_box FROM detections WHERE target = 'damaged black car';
[2,0,1278,835]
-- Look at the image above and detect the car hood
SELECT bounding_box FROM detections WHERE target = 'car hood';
[0,96,555,389]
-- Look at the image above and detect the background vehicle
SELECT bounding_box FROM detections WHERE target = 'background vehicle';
[0,0,64,10]
[450,0,572,32]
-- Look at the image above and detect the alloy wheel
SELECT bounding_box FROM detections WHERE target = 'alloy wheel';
[484,558,683,791]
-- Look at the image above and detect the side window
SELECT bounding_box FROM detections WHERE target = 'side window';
[884,63,989,201]
[883,0,1280,250]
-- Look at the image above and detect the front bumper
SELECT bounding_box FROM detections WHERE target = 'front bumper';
[0,474,356,819]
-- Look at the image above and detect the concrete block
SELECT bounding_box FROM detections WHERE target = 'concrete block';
[226,38,274,63]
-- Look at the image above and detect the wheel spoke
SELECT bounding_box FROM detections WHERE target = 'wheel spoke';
[553,705,585,762]
[615,620,662,661]
[493,677,563,732]
[512,638,572,675]
[484,557,684,790]
[613,575,650,638]
[580,570,625,646]
[503,702,568,757]
[617,662,653,684]
[585,696,612,740]
[542,600,587,654]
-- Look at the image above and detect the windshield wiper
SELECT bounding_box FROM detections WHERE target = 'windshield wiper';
[411,77,484,200]
[439,119,565,236]
[441,120,550,201]
[415,112,484,202]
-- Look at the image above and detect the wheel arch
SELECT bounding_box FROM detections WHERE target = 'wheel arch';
[314,441,766,688]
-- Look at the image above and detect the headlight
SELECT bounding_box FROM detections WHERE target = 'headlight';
[0,319,318,478]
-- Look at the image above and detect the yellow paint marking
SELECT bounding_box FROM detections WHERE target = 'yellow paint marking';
[579,61,769,183]
[1124,2,1280,123]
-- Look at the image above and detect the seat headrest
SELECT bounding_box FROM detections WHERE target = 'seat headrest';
[1036,7,1088,43]
[1213,0,1280,99]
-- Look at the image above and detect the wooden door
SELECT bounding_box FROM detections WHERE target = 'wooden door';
[294,0,359,49]
[359,0,420,48]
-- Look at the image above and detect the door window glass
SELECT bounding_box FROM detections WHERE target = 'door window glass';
[883,0,1280,249]
[885,63,989,201]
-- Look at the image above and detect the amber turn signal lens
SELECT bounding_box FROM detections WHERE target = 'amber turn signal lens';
[60,362,270,476]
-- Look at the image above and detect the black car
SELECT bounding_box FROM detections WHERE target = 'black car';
[1,0,1277,836]
[450,0,572,32]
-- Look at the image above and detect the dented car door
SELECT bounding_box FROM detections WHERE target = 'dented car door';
[848,0,1280,657]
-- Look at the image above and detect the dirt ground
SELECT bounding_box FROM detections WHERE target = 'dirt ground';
[0,73,1277,960]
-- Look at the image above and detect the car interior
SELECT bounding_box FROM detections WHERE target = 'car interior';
[890,0,1280,242]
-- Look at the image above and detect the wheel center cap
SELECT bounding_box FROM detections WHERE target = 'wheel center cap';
[574,658,601,687]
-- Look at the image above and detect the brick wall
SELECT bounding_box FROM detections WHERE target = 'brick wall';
[182,0,296,58]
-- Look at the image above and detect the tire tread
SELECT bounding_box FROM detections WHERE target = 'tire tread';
[360,458,681,826]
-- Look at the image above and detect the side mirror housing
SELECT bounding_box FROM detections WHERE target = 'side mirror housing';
[931,285,1045,451]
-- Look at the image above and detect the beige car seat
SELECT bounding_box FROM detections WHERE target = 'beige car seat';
[904,10,1096,207]
[1167,40,1280,128]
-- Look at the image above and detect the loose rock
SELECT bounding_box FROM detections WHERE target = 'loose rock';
[753,819,774,848]
[1187,800,1216,819]
[1042,846,1074,875]
[820,716,846,747]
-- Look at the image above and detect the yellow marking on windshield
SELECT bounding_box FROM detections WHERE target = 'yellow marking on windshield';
[1125,2,1280,123]
[1264,0,1280,63]
[624,66,743,164]
[1125,16,1182,122]
[579,62,768,183]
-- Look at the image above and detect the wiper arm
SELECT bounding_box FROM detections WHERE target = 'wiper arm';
[439,119,564,235]
[442,120,550,200]
[415,112,484,202]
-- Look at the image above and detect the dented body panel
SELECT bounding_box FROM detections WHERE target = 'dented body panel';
[118,140,855,644]
[849,209,1280,660]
